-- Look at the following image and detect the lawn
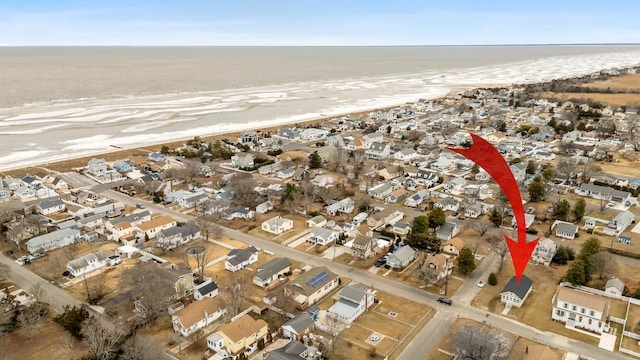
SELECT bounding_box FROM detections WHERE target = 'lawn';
[321,287,434,359]
[471,262,600,345]
[0,314,88,359]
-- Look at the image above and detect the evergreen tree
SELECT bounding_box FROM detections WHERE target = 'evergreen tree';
[308,151,322,169]
[488,272,498,286]
[565,259,589,286]
[526,160,536,175]
[427,208,446,230]
[54,305,90,339]
[553,199,571,221]
[572,198,586,222]
[528,177,546,202]
[457,248,476,275]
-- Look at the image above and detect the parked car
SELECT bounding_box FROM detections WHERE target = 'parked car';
[136,203,145,209]
[477,280,486,288]
[437,297,452,306]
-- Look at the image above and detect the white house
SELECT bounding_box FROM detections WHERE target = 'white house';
[552,286,610,334]
[608,211,635,233]
[261,216,294,235]
[26,228,80,253]
[464,204,482,219]
[555,221,579,240]
[327,283,375,324]
[284,267,339,309]
[365,142,391,159]
[255,200,274,214]
[231,152,254,169]
[326,197,355,215]
[435,197,459,212]
[532,238,557,266]
[253,257,292,288]
[386,245,416,269]
[393,148,418,162]
[87,158,107,176]
[156,224,201,250]
[500,275,533,308]
[306,215,327,228]
[405,190,429,208]
[172,296,228,337]
[436,222,461,241]
[36,198,66,215]
[308,227,338,246]
[224,246,259,272]
[512,213,536,229]
[66,250,113,277]
[445,177,467,192]
[605,278,625,296]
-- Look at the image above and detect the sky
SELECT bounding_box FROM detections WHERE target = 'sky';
[1,0,639,46]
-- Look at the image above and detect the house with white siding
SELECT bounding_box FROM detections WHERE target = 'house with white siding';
[551,286,610,335]
[26,228,80,253]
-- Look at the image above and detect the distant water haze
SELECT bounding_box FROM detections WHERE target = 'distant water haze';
[0,45,640,170]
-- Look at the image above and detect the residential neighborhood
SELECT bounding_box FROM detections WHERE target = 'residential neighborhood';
[3,66,640,360]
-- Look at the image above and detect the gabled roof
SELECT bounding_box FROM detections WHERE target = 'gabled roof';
[38,197,64,209]
[605,278,625,292]
[442,237,465,250]
[554,287,608,320]
[500,275,533,300]
[265,341,308,360]
[340,283,369,304]
[311,226,336,239]
[282,312,314,334]
[390,245,415,262]
[175,296,226,329]
[255,257,292,282]
[217,314,267,343]
[226,246,259,266]
[286,267,338,296]
[137,215,175,231]
[195,280,219,297]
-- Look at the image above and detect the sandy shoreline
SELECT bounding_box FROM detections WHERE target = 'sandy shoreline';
[0,102,410,176]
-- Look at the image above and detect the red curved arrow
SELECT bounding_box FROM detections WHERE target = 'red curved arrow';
[447,133,538,283]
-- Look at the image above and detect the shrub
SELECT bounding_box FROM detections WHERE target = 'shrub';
[488,272,498,286]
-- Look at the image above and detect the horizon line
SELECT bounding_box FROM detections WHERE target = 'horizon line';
[2,42,640,48]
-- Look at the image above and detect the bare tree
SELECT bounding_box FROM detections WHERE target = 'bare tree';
[224,271,249,316]
[324,314,345,359]
[120,335,164,360]
[192,218,214,242]
[18,301,49,339]
[591,251,617,280]
[599,190,612,213]
[120,264,175,327]
[556,159,577,182]
[227,174,259,207]
[44,252,64,278]
[29,283,48,304]
[82,317,124,360]
[455,326,513,360]
[90,273,109,302]
[473,221,491,238]
[489,235,509,273]
[186,246,211,280]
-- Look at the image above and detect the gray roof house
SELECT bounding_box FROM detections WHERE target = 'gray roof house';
[327,283,375,324]
[224,246,259,272]
[605,278,625,296]
[26,228,80,253]
[386,245,417,269]
[265,340,308,360]
[253,257,292,288]
[308,227,338,246]
[555,221,579,240]
[500,275,533,308]
[156,224,201,250]
[256,200,274,214]
[436,222,460,241]
[36,197,65,215]
[281,313,315,341]
[609,211,635,233]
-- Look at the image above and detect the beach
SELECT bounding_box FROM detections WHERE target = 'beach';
[1,45,640,172]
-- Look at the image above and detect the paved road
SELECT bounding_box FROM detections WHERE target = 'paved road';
[0,251,80,313]
[99,189,636,359]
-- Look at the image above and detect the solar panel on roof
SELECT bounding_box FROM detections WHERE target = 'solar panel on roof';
[306,271,330,288]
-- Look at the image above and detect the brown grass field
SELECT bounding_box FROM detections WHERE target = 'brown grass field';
[320,287,434,360]
[537,73,640,107]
